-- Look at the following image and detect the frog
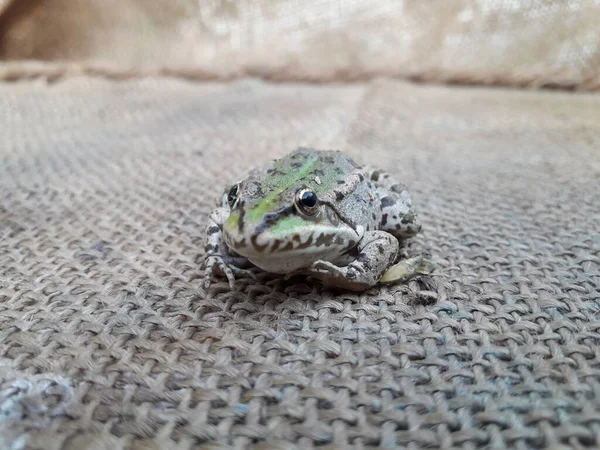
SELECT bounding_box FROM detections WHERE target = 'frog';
[203,148,434,292]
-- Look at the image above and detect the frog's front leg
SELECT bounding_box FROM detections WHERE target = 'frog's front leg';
[307,231,399,291]
[203,207,255,289]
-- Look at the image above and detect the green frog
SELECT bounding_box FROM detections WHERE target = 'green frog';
[203,148,434,291]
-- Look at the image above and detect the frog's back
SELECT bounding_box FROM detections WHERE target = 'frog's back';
[248,148,358,197]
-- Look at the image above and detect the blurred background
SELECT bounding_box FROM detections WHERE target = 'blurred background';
[1,0,599,89]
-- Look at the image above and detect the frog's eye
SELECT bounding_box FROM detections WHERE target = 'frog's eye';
[295,188,319,216]
[227,184,240,208]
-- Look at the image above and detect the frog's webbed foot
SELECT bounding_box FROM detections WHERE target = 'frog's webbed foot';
[308,261,372,291]
[379,256,437,285]
[307,231,399,291]
[203,207,256,290]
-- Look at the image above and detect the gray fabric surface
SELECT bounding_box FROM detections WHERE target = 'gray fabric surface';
[0,77,599,449]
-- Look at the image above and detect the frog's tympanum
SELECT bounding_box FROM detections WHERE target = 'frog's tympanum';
[204,148,433,291]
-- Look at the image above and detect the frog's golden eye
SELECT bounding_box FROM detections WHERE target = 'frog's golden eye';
[295,188,319,216]
[227,184,240,208]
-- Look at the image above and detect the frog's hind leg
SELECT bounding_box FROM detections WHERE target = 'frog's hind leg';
[364,167,422,240]
[307,231,399,291]
[378,188,421,240]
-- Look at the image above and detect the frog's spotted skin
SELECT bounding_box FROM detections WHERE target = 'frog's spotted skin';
[203,148,427,291]
[366,168,422,239]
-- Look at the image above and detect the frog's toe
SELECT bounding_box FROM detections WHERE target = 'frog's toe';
[205,263,236,289]
[203,263,218,289]
[204,255,235,289]
[310,260,344,276]
[222,266,236,290]
[228,265,257,281]
[204,255,259,289]
[203,269,216,289]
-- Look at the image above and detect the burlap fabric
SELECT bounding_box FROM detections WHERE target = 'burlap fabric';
[1,77,599,449]
[1,0,600,89]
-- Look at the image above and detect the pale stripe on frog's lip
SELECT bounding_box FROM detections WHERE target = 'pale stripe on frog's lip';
[228,231,356,255]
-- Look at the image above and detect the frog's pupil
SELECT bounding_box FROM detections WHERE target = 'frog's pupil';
[301,191,317,207]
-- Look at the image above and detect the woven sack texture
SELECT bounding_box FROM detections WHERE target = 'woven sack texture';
[1,0,599,89]
[0,77,599,449]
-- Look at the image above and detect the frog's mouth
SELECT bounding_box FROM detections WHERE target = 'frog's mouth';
[225,229,353,255]
[223,225,361,274]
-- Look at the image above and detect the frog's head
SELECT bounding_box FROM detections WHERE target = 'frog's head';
[221,180,362,274]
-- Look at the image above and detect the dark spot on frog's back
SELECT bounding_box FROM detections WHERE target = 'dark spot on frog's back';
[251,181,264,197]
[382,214,388,226]
[337,180,345,185]
[291,162,303,169]
[391,183,406,193]
[357,252,371,269]
[381,196,395,208]
[335,191,344,201]
[207,226,220,235]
